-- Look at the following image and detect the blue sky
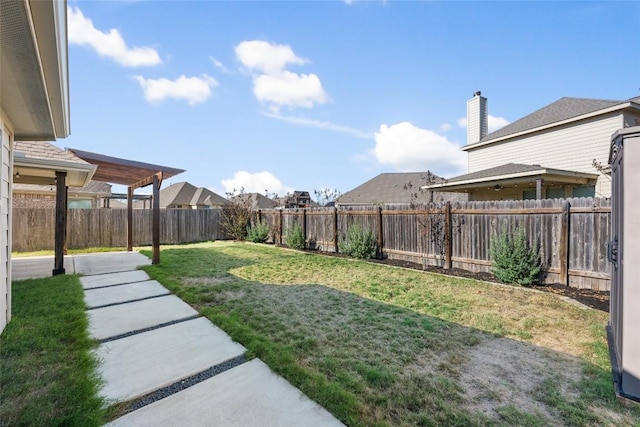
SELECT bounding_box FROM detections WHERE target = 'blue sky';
[63,0,639,199]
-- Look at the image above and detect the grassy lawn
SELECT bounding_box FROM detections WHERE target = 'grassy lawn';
[142,241,640,426]
[0,275,107,426]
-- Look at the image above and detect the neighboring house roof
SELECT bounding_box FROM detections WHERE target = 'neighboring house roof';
[466,95,640,149]
[424,163,598,192]
[13,180,111,197]
[232,193,278,210]
[338,172,464,205]
[160,182,227,208]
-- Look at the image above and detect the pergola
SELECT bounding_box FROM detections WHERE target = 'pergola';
[68,148,184,267]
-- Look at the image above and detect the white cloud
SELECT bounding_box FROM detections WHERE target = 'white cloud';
[235,40,328,112]
[373,122,467,176]
[488,115,510,132]
[222,171,292,196]
[134,74,218,105]
[440,123,452,132]
[235,40,307,75]
[456,115,511,133]
[261,112,371,139]
[210,56,230,73]
[67,6,161,67]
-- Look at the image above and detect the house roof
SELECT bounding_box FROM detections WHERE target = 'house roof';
[424,163,598,192]
[160,182,227,208]
[337,172,449,205]
[1,0,70,140]
[465,95,640,149]
[13,141,96,187]
[13,180,111,196]
[233,193,278,210]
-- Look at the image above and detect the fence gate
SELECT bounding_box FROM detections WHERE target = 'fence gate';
[607,126,640,402]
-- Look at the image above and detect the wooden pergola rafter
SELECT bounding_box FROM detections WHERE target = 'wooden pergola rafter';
[67,148,184,265]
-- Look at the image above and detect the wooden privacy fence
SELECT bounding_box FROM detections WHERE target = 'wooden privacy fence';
[257,197,611,291]
[14,197,611,291]
[12,208,226,252]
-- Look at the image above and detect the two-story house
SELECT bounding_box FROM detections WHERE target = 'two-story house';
[425,92,640,201]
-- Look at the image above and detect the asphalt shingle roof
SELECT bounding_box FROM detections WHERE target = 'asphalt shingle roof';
[477,95,640,144]
[160,182,227,208]
[14,141,88,164]
[443,163,596,184]
[337,172,465,205]
[232,193,278,210]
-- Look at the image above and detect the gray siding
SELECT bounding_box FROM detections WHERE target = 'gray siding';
[468,113,626,198]
[0,116,12,333]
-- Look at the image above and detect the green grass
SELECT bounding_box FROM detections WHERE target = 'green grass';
[0,275,108,426]
[142,241,640,426]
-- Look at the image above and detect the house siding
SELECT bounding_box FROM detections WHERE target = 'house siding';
[467,113,628,198]
[0,115,12,333]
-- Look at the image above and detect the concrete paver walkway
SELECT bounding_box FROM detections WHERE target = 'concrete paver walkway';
[12,251,343,426]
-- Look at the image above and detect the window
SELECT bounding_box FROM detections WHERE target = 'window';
[546,187,565,200]
[68,199,91,209]
[572,185,596,198]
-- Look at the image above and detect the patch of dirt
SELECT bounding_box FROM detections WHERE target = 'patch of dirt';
[459,337,582,422]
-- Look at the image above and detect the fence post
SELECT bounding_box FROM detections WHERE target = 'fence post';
[278,209,283,245]
[302,209,307,249]
[559,200,570,286]
[377,206,384,259]
[333,207,339,253]
[444,202,452,269]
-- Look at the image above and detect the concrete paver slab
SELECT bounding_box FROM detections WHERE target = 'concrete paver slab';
[106,359,344,427]
[87,295,198,341]
[11,255,74,281]
[84,280,168,308]
[74,252,151,275]
[80,270,150,289]
[95,317,246,402]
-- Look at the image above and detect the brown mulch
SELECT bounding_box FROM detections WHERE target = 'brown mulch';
[294,247,610,313]
[368,257,610,313]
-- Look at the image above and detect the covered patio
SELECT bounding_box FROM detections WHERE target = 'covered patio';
[423,163,599,201]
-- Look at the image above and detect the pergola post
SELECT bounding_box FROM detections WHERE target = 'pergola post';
[127,186,133,251]
[53,171,67,275]
[152,173,161,264]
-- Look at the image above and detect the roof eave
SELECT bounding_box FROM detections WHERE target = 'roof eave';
[13,154,97,187]
[462,102,639,151]
[422,169,599,192]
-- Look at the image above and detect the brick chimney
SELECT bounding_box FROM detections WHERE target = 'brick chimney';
[467,91,488,145]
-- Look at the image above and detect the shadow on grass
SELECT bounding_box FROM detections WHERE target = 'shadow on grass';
[142,244,637,427]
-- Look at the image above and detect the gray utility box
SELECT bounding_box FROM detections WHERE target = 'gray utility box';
[608,126,640,402]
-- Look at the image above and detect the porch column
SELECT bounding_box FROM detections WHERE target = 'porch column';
[536,178,544,200]
[53,171,67,275]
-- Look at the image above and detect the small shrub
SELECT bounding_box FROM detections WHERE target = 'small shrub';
[286,224,306,250]
[490,226,541,286]
[247,220,270,243]
[339,225,378,259]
